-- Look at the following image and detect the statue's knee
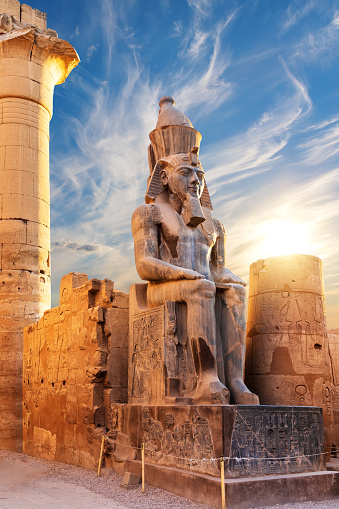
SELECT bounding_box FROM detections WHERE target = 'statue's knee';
[191,279,215,299]
[237,284,246,298]
[226,284,246,303]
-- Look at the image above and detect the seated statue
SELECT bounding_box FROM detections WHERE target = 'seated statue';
[131,96,259,406]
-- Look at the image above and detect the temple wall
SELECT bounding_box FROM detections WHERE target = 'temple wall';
[245,254,334,452]
[23,272,129,469]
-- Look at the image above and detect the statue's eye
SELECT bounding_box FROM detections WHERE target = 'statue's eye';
[197,172,205,180]
[179,168,190,175]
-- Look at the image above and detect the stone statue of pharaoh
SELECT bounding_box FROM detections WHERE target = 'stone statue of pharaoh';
[132,96,259,406]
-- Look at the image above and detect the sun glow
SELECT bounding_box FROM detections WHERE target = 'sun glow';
[255,219,315,258]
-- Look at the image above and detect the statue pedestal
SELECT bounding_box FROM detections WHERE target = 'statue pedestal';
[106,403,339,507]
[109,404,325,478]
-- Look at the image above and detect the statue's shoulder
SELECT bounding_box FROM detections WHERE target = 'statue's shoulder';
[212,217,226,237]
[132,204,162,228]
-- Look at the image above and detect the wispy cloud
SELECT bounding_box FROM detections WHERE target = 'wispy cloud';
[282,0,318,31]
[171,20,183,37]
[52,241,105,252]
[187,31,209,59]
[187,0,213,16]
[279,57,312,111]
[298,120,339,164]
[70,25,80,39]
[86,44,99,61]
[175,13,238,115]
[100,0,118,72]
[203,60,312,185]
[304,116,339,131]
[294,10,339,61]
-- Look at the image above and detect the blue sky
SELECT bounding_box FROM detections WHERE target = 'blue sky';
[31,0,338,328]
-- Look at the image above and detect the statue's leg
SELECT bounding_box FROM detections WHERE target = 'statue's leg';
[221,284,259,405]
[148,280,229,405]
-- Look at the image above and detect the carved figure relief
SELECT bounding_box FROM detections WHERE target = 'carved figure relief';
[141,407,218,476]
[131,308,164,402]
[250,292,329,374]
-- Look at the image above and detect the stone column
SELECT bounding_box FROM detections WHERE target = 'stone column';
[0,1,79,451]
[245,254,334,453]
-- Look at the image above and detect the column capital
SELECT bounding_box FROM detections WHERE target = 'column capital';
[0,15,80,114]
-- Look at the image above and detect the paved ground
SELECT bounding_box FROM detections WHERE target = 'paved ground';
[0,450,338,509]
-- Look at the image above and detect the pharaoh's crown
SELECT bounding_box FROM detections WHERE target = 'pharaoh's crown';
[146,97,212,210]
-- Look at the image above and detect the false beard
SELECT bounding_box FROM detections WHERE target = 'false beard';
[181,195,206,227]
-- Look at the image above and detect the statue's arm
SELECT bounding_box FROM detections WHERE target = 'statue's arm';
[132,205,204,281]
[210,218,246,286]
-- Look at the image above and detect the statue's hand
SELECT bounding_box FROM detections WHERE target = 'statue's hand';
[177,269,205,280]
[219,269,246,286]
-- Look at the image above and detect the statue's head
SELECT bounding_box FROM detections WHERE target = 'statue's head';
[146,148,209,226]
[145,97,213,226]
[146,146,212,210]
[160,149,205,202]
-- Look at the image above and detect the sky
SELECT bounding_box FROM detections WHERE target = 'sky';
[30,0,338,328]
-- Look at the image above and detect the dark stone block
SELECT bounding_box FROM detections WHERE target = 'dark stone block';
[226,405,325,477]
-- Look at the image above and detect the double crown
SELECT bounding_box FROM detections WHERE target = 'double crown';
[146,96,213,210]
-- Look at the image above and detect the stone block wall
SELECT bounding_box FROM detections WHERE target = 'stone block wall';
[0,0,46,28]
[23,272,129,469]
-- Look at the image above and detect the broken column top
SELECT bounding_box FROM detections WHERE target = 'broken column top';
[0,1,46,30]
[0,1,80,90]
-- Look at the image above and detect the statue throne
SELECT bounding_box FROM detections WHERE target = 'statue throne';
[129,282,248,406]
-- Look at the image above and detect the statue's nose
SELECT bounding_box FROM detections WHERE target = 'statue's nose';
[191,172,199,184]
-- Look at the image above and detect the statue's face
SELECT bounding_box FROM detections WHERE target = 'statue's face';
[162,164,205,202]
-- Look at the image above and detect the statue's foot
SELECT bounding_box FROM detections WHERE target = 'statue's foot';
[229,378,259,405]
[193,376,230,405]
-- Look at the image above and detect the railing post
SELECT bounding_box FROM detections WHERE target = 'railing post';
[97,436,105,477]
[220,456,226,509]
[142,443,145,493]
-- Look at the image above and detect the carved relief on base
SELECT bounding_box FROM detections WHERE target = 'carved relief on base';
[141,406,218,476]
[109,403,325,479]
[228,406,324,478]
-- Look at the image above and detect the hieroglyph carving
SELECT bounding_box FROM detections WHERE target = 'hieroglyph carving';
[141,407,218,475]
[228,407,323,478]
[249,292,328,373]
